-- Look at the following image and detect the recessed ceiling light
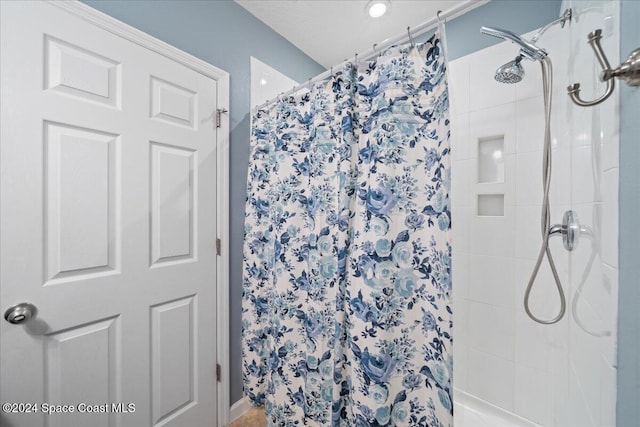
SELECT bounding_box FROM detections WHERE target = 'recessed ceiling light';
[367,0,390,18]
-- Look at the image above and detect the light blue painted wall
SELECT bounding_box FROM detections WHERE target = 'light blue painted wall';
[81,0,325,404]
[417,0,561,60]
[617,1,640,425]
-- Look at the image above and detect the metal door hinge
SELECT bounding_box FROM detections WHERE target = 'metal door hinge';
[216,108,228,128]
[216,238,221,256]
[216,363,222,382]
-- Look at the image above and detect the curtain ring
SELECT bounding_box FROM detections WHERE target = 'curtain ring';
[373,43,378,55]
[308,77,312,88]
[354,53,358,64]
[330,66,333,77]
[437,10,444,24]
[407,26,415,48]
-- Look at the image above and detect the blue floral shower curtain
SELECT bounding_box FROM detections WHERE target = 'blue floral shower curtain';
[243,33,452,427]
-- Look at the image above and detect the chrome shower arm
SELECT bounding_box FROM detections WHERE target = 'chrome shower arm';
[480,26,547,60]
[531,8,573,43]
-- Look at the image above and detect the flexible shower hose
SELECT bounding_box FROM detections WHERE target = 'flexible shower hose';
[523,56,567,325]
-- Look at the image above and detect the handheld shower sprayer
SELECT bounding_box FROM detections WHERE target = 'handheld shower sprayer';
[494,55,524,84]
[481,8,572,84]
[479,26,548,61]
[479,9,573,325]
[479,27,547,83]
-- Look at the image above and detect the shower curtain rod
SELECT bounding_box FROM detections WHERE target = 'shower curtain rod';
[255,0,489,111]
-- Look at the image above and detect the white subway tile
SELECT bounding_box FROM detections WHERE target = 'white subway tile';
[514,58,540,101]
[549,148,571,204]
[448,57,470,115]
[453,342,468,390]
[452,251,469,303]
[515,151,542,205]
[449,14,619,425]
[514,258,569,322]
[514,310,566,373]
[569,303,604,424]
[514,202,569,261]
[452,203,470,253]
[515,96,545,153]
[601,264,619,366]
[567,105,592,149]
[468,301,514,360]
[553,355,571,427]
[469,205,515,257]
[599,357,617,427]
[565,206,617,362]
[469,45,516,111]
[469,104,516,155]
[568,364,599,427]
[599,91,620,173]
[550,101,572,153]
[514,150,570,207]
[451,113,471,161]
[515,205,543,260]
[453,297,469,348]
[601,168,619,268]
[451,159,470,208]
[601,139,619,172]
[571,145,600,204]
[468,254,515,308]
[514,366,555,426]
[467,348,515,411]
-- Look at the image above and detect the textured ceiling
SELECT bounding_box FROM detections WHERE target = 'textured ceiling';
[235,0,468,69]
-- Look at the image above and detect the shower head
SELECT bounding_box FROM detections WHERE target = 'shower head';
[480,26,547,61]
[495,55,525,84]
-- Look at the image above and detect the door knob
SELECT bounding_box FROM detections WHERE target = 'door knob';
[4,303,37,324]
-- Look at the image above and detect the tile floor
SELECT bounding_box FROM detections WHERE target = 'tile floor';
[226,400,541,427]
[227,407,265,427]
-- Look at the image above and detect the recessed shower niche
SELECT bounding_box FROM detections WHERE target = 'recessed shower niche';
[476,136,505,216]
[478,135,505,183]
[477,194,505,216]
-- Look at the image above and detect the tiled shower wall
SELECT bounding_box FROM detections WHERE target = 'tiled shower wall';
[449,1,619,426]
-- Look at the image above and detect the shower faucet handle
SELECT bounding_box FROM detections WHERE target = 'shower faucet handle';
[549,210,583,251]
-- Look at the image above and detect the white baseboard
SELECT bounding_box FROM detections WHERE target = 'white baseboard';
[228,397,252,424]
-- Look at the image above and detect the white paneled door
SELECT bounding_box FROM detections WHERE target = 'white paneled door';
[1,2,221,426]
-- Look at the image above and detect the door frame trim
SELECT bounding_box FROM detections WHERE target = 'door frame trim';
[47,2,231,425]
